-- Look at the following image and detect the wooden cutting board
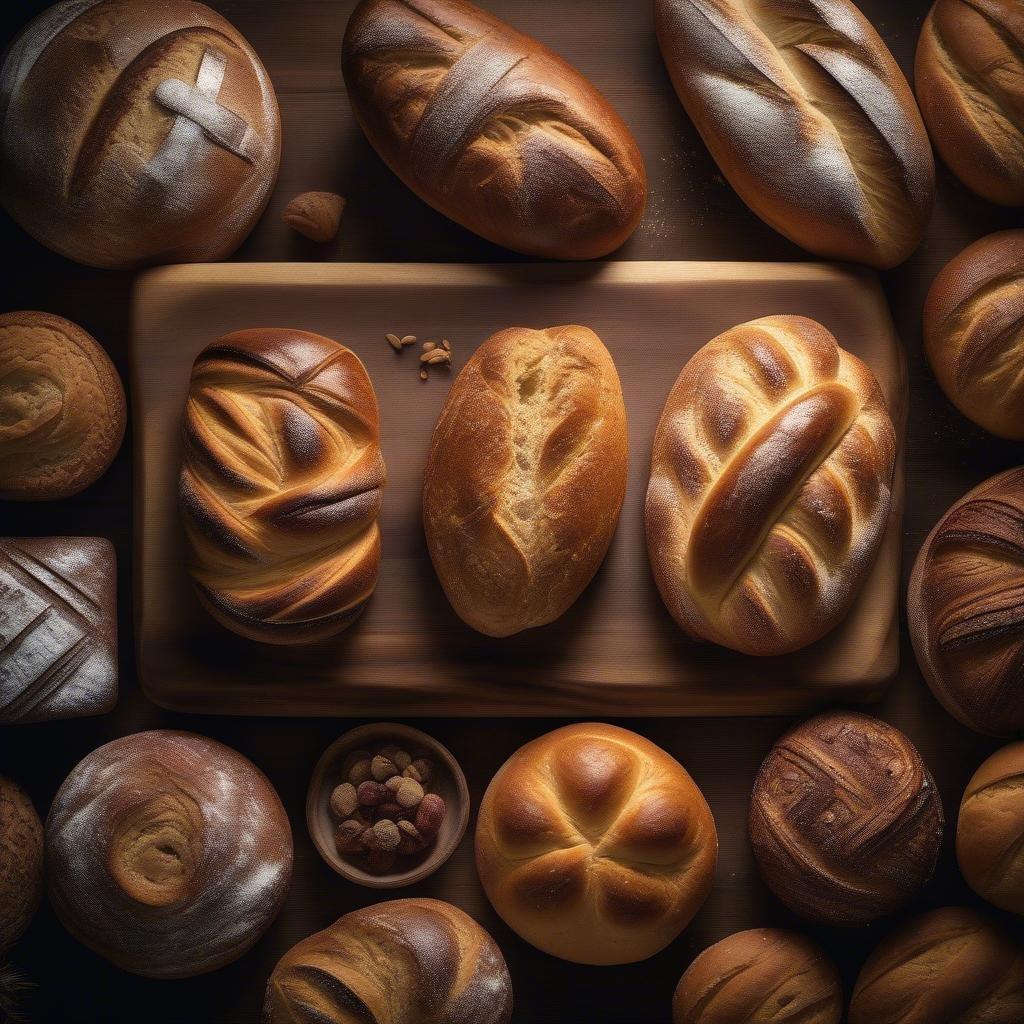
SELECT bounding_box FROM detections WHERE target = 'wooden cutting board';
[132,261,906,715]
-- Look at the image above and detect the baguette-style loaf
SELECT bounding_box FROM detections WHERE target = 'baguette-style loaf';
[646,315,896,656]
[422,325,627,637]
[655,0,934,269]
[180,328,385,645]
[341,0,646,259]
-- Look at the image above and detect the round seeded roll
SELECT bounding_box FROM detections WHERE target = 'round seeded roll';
[476,723,718,965]
[672,928,842,1024]
[916,0,1024,207]
[849,907,1024,1024]
[908,468,1024,736]
[0,777,43,955]
[749,711,943,925]
[958,742,1024,914]
[645,315,897,657]
[46,730,293,978]
[262,898,512,1024]
[923,231,1024,441]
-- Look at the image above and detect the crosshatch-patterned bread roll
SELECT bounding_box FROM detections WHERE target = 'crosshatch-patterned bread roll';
[423,325,627,637]
[749,712,943,925]
[916,0,1024,207]
[923,231,1024,441]
[262,898,512,1024]
[908,468,1024,736]
[672,928,842,1024]
[475,723,718,965]
[646,315,896,657]
[46,730,293,979]
[341,0,646,259]
[849,907,1024,1024]
[0,0,281,268]
[180,328,386,645]
[655,0,934,269]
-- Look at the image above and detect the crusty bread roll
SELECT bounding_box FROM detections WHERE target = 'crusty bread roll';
[958,742,1024,914]
[180,328,385,645]
[655,0,934,268]
[476,723,717,965]
[423,325,627,637]
[908,467,1024,736]
[0,0,280,269]
[916,0,1024,207]
[0,777,43,955]
[342,0,646,259]
[849,907,1024,1024]
[46,730,293,979]
[262,898,512,1024]
[923,230,1024,440]
[672,928,842,1024]
[646,315,896,657]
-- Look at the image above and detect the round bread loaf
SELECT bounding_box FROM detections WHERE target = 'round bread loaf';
[0,0,280,268]
[645,315,896,657]
[916,0,1024,207]
[957,742,1024,914]
[475,723,717,965]
[262,898,512,1024]
[0,777,43,955]
[749,711,943,925]
[672,928,842,1024]
[923,231,1024,441]
[849,907,1024,1024]
[180,328,386,644]
[46,730,293,978]
[908,468,1024,736]
[0,311,125,501]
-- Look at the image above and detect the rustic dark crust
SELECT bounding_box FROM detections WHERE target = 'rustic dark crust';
[0,778,43,955]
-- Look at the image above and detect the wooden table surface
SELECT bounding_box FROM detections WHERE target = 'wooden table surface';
[1,2,1022,1022]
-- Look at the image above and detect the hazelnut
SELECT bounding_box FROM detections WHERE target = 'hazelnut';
[283,191,346,243]
[364,848,397,874]
[371,755,398,782]
[348,758,373,786]
[411,758,433,784]
[371,818,401,852]
[334,819,365,854]
[329,782,358,819]
[415,793,446,839]
[396,778,424,809]
[397,820,427,855]
[357,781,390,807]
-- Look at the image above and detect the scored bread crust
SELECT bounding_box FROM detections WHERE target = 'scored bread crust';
[645,314,896,657]
[422,325,627,637]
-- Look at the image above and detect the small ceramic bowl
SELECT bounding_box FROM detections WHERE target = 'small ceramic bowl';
[307,723,470,889]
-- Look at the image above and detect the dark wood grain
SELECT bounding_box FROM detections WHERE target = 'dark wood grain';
[1,1,1023,1022]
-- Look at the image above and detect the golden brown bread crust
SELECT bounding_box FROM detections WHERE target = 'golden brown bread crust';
[645,315,896,657]
[0,0,280,268]
[749,711,943,925]
[262,898,512,1024]
[849,907,1024,1024]
[923,230,1024,441]
[655,0,934,268]
[916,0,1024,207]
[908,468,1024,736]
[958,742,1024,914]
[0,777,43,956]
[672,928,842,1024]
[423,325,627,637]
[475,723,717,965]
[341,0,646,259]
[180,328,385,645]
[0,311,125,501]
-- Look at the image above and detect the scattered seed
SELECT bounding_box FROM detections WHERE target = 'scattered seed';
[420,369,429,380]
[422,341,437,352]
[400,335,417,346]
[441,339,451,351]
[386,333,402,350]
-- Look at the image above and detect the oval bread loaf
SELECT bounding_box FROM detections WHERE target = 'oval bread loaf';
[645,315,896,656]
[655,0,934,268]
[422,325,627,637]
[341,0,646,259]
[0,777,43,955]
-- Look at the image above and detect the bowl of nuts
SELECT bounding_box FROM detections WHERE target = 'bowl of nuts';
[306,723,470,888]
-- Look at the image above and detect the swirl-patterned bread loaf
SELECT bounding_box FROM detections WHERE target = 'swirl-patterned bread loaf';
[262,898,513,1024]
[646,315,896,657]
[423,325,627,637]
[475,723,718,965]
[908,468,1024,736]
[655,0,934,268]
[46,730,293,978]
[341,0,646,259]
[180,328,385,644]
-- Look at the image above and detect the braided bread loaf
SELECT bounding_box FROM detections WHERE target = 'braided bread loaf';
[179,328,385,644]
[646,315,896,656]
[262,898,512,1024]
